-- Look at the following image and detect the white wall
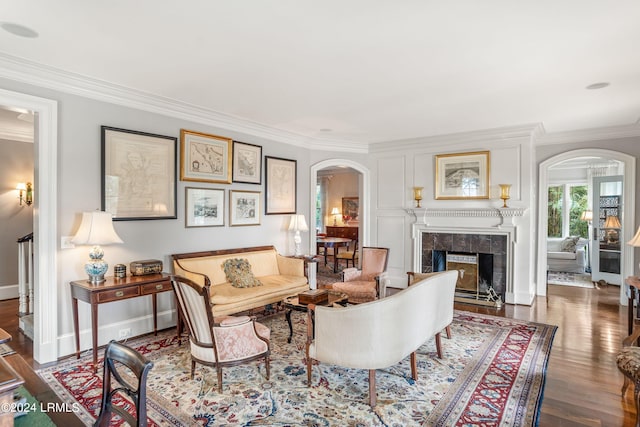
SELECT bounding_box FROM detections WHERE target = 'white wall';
[369,126,537,305]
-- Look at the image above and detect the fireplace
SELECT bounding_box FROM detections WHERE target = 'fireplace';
[423,232,506,307]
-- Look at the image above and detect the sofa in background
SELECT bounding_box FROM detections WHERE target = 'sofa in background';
[547,237,588,273]
[172,246,309,316]
[305,270,458,406]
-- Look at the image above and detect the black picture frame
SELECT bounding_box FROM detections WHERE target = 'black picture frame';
[265,156,297,215]
[101,126,177,220]
[232,141,262,184]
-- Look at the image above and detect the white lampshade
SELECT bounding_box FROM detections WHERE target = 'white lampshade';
[628,226,640,247]
[580,210,593,221]
[288,214,309,232]
[72,211,123,245]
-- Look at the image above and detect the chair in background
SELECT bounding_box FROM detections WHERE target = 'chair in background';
[335,240,358,270]
[170,275,270,392]
[94,340,154,427]
[331,247,389,303]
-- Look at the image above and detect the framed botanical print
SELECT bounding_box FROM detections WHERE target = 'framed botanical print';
[185,187,224,227]
[180,129,232,183]
[265,156,296,215]
[101,126,177,220]
[232,141,262,184]
[435,151,490,200]
[229,190,261,226]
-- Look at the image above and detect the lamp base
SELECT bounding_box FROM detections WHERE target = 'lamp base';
[85,245,108,284]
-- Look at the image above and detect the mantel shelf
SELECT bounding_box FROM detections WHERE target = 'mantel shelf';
[405,207,526,218]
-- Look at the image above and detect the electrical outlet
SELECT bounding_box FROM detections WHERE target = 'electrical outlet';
[61,236,75,249]
[118,328,131,339]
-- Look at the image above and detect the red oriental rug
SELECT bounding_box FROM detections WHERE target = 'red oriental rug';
[38,311,556,426]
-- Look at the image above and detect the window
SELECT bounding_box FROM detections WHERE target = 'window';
[547,184,588,238]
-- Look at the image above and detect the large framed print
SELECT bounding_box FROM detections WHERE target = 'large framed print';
[185,187,224,227]
[180,129,232,183]
[101,126,177,220]
[229,190,261,226]
[265,156,296,215]
[435,151,490,200]
[232,141,262,184]
[342,197,359,221]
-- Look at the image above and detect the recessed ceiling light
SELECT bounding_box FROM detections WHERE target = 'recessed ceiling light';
[586,82,610,90]
[0,22,39,38]
[320,128,332,132]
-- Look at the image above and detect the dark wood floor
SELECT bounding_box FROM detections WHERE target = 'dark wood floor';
[0,283,635,426]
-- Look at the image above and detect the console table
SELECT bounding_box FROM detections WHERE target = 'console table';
[70,273,172,371]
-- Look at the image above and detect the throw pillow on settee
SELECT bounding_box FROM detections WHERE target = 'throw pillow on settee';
[222,258,263,288]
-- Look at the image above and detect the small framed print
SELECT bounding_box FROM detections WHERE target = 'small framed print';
[435,151,490,200]
[229,190,261,226]
[180,129,232,183]
[232,141,262,184]
[265,156,296,215]
[185,187,224,227]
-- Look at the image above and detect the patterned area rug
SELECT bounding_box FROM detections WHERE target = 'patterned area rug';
[547,271,594,288]
[38,311,556,426]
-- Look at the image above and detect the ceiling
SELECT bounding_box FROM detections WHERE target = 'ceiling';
[1,1,640,147]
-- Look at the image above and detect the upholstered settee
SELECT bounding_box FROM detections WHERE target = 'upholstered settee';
[305,270,458,406]
[172,246,309,316]
[547,237,588,273]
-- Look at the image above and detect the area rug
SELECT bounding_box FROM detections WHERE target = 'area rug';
[38,311,556,426]
[547,271,594,288]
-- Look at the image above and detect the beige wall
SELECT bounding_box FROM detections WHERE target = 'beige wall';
[325,171,359,227]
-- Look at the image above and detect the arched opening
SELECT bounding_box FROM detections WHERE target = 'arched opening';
[309,159,370,256]
[537,149,636,305]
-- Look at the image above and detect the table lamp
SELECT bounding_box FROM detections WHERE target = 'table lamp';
[72,211,123,284]
[628,226,640,275]
[330,207,340,226]
[288,214,309,257]
[604,215,621,244]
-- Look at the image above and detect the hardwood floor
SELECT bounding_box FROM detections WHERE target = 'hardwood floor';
[0,283,635,426]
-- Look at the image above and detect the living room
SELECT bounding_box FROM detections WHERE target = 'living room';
[1,3,640,425]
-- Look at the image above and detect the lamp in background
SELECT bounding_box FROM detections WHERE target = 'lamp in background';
[413,187,424,208]
[17,182,33,206]
[603,215,621,244]
[580,210,593,222]
[288,214,309,257]
[72,211,123,284]
[330,207,340,226]
[628,226,640,275]
[498,184,511,208]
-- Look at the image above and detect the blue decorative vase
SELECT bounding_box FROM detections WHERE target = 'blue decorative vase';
[85,245,108,284]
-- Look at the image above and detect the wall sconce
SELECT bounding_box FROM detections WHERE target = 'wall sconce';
[17,182,33,206]
[330,207,340,226]
[413,187,424,208]
[498,184,511,208]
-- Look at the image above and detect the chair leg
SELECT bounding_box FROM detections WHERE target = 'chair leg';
[410,351,418,381]
[265,355,270,380]
[445,325,452,339]
[190,360,196,379]
[368,369,376,407]
[435,332,443,359]
[216,366,223,393]
[306,358,312,386]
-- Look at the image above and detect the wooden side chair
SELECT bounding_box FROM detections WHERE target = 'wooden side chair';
[170,275,270,392]
[94,340,154,427]
[331,247,389,303]
[335,239,358,270]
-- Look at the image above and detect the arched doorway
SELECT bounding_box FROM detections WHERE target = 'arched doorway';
[537,149,636,305]
[309,159,370,255]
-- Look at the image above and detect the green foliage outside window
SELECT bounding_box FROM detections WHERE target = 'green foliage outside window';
[548,184,588,238]
[548,186,563,237]
[569,186,588,238]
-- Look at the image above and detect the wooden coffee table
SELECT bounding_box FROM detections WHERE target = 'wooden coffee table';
[283,291,349,343]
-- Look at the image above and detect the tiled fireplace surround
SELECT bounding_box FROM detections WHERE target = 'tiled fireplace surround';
[409,207,526,304]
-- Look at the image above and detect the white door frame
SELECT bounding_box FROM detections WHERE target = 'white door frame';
[309,159,370,253]
[537,149,635,305]
[0,88,58,363]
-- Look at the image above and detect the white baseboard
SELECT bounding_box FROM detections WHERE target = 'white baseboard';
[0,285,19,300]
[56,308,178,359]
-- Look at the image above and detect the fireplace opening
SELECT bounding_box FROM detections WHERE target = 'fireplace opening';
[433,250,496,304]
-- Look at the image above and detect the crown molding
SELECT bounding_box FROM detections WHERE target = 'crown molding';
[0,127,33,143]
[536,121,640,145]
[0,53,369,153]
[369,123,542,153]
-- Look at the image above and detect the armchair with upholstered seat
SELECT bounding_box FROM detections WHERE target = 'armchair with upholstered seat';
[170,275,271,392]
[335,239,358,270]
[331,247,389,303]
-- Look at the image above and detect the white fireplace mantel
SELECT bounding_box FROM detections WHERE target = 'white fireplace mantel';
[405,207,526,226]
